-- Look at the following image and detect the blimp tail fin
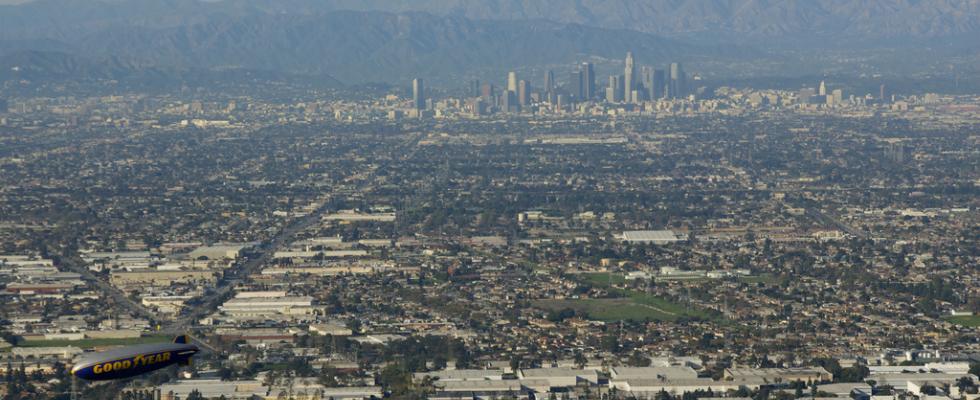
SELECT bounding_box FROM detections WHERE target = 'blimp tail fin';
[173,335,188,344]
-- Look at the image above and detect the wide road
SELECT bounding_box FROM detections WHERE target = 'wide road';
[162,201,333,333]
[57,254,158,322]
[164,132,424,333]
[806,207,869,239]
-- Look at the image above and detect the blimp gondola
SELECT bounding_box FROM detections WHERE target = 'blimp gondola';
[70,335,200,381]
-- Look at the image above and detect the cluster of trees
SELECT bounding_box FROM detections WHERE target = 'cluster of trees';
[811,358,870,383]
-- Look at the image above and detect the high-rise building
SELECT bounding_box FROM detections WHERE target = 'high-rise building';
[502,90,517,113]
[832,89,844,105]
[607,75,623,103]
[624,52,635,103]
[481,83,495,102]
[412,78,425,111]
[507,71,518,93]
[641,66,653,99]
[581,63,595,99]
[879,84,889,104]
[0,98,7,114]
[885,141,907,164]
[798,87,816,104]
[669,62,686,98]
[518,80,531,107]
[652,69,666,100]
[818,80,827,96]
[544,70,555,95]
[470,79,481,98]
[569,70,584,100]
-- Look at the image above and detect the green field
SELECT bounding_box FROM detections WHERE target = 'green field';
[18,334,173,348]
[563,272,720,322]
[945,315,980,327]
[534,298,681,322]
[536,290,716,322]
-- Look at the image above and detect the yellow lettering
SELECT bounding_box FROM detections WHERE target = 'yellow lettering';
[163,352,171,361]
[93,364,103,374]
[122,360,132,369]
[134,355,145,366]
[103,363,112,372]
[112,361,122,371]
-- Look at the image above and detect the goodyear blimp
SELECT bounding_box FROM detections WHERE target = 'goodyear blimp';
[71,335,199,380]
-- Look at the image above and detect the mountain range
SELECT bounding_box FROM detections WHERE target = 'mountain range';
[0,0,977,86]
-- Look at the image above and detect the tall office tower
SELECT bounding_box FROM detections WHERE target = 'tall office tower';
[607,75,623,103]
[581,62,596,99]
[470,79,481,97]
[652,69,666,100]
[818,80,827,96]
[798,87,816,104]
[569,70,584,100]
[624,52,635,103]
[641,66,653,97]
[544,70,555,94]
[507,71,518,93]
[502,90,518,113]
[885,142,907,164]
[879,84,889,104]
[518,80,531,107]
[412,78,425,111]
[669,62,685,98]
[0,98,7,113]
[481,83,495,102]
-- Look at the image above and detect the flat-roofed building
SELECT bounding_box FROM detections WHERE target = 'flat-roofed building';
[187,244,246,260]
[517,367,599,388]
[620,230,685,244]
[218,296,316,318]
[616,378,736,396]
[414,369,504,383]
[158,379,267,400]
[110,269,216,287]
[611,366,699,381]
[309,323,353,337]
[12,346,82,359]
[323,211,396,222]
[724,367,833,385]
[272,250,367,259]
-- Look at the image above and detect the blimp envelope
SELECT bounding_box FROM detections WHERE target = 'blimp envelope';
[71,336,199,381]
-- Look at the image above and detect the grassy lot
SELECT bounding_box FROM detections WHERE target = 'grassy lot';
[561,273,722,323]
[19,334,173,348]
[944,315,980,327]
[738,273,777,284]
[533,298,679,322]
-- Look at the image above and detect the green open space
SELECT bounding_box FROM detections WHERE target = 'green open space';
[18,334,173,348]
[944,315,980,327]
[559,273,722,323]
[578,272,626,288]
[533,298,680,322]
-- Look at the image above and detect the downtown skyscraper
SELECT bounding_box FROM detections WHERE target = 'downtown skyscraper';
[412,78,425,111]
[624,52,635,103]
[669,62,686,99]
